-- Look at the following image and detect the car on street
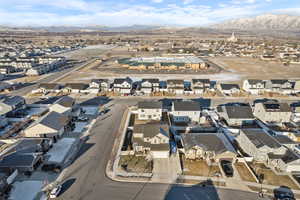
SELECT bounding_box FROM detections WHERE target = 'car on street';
[220,160,234,177]
[49,184,62,199]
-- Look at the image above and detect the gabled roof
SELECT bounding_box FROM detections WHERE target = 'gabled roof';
[1,96,25,106]
[38,111,68,131]
[182,133,230,155]
[262,102,291,112]
[220,83,240,90]
[91,79,109,84]
[138,101,162,109]
[242,129,282,149]
[173,101,201,111]
[270,79,289,84]
[39,83,61,90]
[247,79,264,85]
[141,79,159,84]
[167,79,184,85]
[0,152,40,168]
[192,79,210,84]
[54,96,75,108]
[133,123,169,138]
[65,83,88,90]
[113,78,132,84]
[224,105,254,119]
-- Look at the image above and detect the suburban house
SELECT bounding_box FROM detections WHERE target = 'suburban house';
[170,101,201,123]
[265,79,294,94]
[236,129,287,162]
[137,101,162,121]
[113,77,132,95]
[35,83,62,94]
[294,80,300,93]
[132,123,170,158]
[291,104,300,122]
[49,96,75,116]
[0,96,26,116]
[24,111,69,139]
[253,101,292,123]
[242,79,265,95]
[63,83,89,94]
[217,83,240,95]
[89,79,109,92]
[140,79,160,94]
[191,79,211,94]
[167,79,184,95]
[273,135,298,149]
[268,149,300,173]
[217,104,255,126]
[181,132,237,162]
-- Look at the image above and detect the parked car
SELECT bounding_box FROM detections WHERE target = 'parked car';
[220,160,233,177]
[274,186,295,200]
[49,185,62,199]
[77,116,89,122]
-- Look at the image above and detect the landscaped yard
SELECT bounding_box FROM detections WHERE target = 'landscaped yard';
[118,155,153,173]
[249,162,299,189]
[235,162,257,182]
[182,158,221,177]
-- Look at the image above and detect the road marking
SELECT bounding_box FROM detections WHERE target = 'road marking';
[183,193,193,200]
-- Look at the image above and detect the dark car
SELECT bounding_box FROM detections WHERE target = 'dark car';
[274,186,295,200]
[220,160,233,177]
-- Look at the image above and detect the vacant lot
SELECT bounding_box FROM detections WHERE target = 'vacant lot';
[118,155,153,173]
[249,163,299,189]
[209,57,300,80]
[182,158,221,177]
[235,162,257,182]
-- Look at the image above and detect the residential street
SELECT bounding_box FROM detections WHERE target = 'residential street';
[56,99,270,200]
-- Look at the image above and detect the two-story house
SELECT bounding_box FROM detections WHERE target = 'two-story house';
[170,101,201,123]
[167,79,184,95]
[89,79,110,91]
[140,79,160,94]
[37,83,62,94]
[63,83,89,94]
[132,123,170,158]
[137,101,162,121]
[113,77,132,95]
[192,79,211,94]
[265,79,293,94]
[253,101,292,123]
[242,79,265,95]
[217,104,255,126]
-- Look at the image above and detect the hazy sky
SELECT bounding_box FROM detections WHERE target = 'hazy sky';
[0,0,299,26]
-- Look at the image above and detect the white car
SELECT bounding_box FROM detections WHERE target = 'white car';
[49,185,62,199]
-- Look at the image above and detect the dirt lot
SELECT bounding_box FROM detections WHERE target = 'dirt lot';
[209,57,300,80]
[235,162,257,182]
[182,158,221,177]
[249,163,299,190]
[118,155,152,173]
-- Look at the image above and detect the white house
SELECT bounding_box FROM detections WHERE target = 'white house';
[217,83,240,95]
[167,79,184,95]
[113,77,132,95]
[192,79,211,94]
[253,102,292,123]
[140,79,160,94]
[242,79,265,95]
[137,101,162,121]
[171,101,201,123]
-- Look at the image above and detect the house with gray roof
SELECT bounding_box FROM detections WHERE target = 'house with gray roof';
[265,79,294,94]
[24,111,69,139]
[242,79,265,95]
[113,77,132,95]
[49,96,75,116]
[236,129,287,162]
[132,123,169,158]
[218,104,255,126]
[0,96,26,116]
[140,79,160,94]
[217,83,240,95]
[167,79,184,95]
[37,83,62,94]
[192,79,211,94]
[181,132,237,162]
[137,101,162,121]
[63,83,89,94]
[253,101,292,123]
[171,101,201,123]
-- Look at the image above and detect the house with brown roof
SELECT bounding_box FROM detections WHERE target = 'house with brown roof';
[191,79,211,94]
[167,79,184,95]
[63,83,89,94]
[140,79,160,94]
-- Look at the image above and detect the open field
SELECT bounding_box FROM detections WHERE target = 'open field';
[209,57,300,80]
[182,158,221,177]
[235,162,257,182]
[249,163,299,190]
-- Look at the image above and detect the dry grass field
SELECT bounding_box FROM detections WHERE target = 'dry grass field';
[209,57,300,80]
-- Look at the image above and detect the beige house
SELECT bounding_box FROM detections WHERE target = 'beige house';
[181,133,237,162]
[49,96,75,116]
[132,123,169,158]
[24,111,69,139]
[253,102,292,123]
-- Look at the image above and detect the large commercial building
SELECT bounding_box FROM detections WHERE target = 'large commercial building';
[118,56,208,71]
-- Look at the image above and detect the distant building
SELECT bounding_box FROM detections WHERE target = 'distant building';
[227,32,238,43]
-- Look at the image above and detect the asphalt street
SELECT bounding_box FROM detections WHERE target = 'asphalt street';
[56,99,270,200]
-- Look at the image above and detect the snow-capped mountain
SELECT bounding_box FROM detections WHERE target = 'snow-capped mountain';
[213,14,300,31]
